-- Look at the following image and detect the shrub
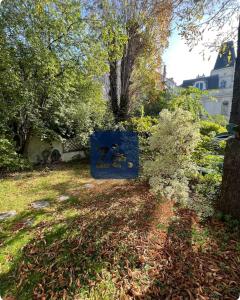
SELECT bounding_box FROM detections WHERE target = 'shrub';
[188,119,226,220]
[168,87,208,120]
[120,116,158,171]
[194,120,226,168]
[188,173,222,220]
[143,109,200,204]
[121,116,158,136]
[0,138,31,172]
[143,90,171,116]
[199,120,226,136]
[143,87,209,120]
[210,114,228,127]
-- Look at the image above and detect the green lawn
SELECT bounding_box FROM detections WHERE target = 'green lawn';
[0,163,96,297]
[0,163,240,299]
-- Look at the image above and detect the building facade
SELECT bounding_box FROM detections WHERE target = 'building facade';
[181,41,236,119]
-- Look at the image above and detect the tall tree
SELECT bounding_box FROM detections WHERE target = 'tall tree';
[90,0,240,122]
[87,0,172,122]
[218,18,240,218]
[0,0,108,155]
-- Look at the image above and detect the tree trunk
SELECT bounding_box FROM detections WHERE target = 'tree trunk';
[218,18,240,218]
[108,24,142,123]
[118,25,142,122]
[109,60,119,121]
[22,129,32,158]
[118,43,134,121]
[17,126,31,156]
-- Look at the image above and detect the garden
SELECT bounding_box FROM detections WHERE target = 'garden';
[0,0,240,299]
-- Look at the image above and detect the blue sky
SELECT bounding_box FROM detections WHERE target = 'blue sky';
[163,30,219,85]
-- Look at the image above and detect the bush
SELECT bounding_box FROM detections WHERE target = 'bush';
[210,114,228,127]
[188,173,221,220]
[194,120,226,169]
[199,120,226,136]
[167,87,208,120]
[121,116,158,136]
[120,116,158,171]
[0,138,31,172]
[143,109,200,204]
[186,119,226,220]
[143,87,208,120]
[143,90,171,116]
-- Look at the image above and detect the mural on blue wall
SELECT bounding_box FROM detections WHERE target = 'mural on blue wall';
[90,131,139,179]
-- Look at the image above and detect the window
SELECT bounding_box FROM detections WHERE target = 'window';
[220,80,227,89]
[194,81,205,90]
[221,101,229,116]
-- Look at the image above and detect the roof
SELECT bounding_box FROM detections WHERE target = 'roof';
[181,75,219,90]
[213,41,236,70]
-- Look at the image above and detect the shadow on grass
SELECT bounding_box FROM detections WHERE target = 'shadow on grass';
[141,208,198,299]
[1,181,240,299]
[0,182,157,299]
[1,162,90,182]
[141,208,240,300]
[0,210,46,246]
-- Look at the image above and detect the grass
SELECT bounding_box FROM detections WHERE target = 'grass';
[0,163,89,212]
[0,162,240,299]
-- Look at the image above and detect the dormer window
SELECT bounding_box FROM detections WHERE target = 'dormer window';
[194,81,206,90]
[220,80,227,89]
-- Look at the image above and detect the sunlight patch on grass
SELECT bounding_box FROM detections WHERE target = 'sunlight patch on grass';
[77,270,119,300]
[0,163,90,282]
[0,164,240,299]
[0,231,31,273]
[0,164,90,213]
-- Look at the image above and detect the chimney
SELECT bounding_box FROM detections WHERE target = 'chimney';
[163,65,167,81]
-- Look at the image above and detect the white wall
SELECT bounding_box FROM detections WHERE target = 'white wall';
[200,65,235,120]
[201,88,233,119]
[27,136,85,163]
[62,151,85,162]
[211,66,234,89]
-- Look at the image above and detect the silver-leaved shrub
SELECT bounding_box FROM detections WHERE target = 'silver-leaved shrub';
[143,108,200,204]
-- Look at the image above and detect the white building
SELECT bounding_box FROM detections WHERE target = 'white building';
[181,41,236,119]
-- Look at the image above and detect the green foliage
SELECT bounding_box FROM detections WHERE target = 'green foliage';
[200,154,223,172]
[189,119,226,220]
[209,114,228,127]
[199,120,226,136]
[143,90,171,116]
[0,0,108,155]
[142,87,208,120]
[188,173,222,220]
[194,120,226,169]
[102,22,128,61]
[167,87,209,120]
[121,116,158,135]
[0,138,31,172]
[143,108,200,203]
[215,212,240,233]
[191,226,209,248]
